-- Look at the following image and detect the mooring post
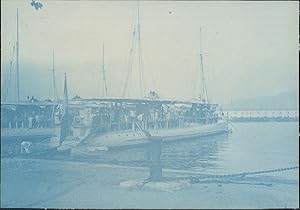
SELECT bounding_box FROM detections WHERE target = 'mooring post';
[148,136,162,181]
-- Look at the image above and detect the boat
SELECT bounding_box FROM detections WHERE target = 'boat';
[1,6,228,157]
[1,101,61,156]
[56,4,229,156]
[0,9,61,156]
[60,97,228,156]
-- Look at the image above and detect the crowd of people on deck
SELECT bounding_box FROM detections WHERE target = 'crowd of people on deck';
[68,101,219,134]
[1,97,219,133]
[1,105,55,129]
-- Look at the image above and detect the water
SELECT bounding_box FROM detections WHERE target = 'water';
[1,122,299,208]
[92,121,298,175]
[161,122,299,174]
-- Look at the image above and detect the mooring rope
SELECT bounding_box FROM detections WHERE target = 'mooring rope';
[176,166,299,183]
[138,166,299,186]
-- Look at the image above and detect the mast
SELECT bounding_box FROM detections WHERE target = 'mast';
[51,49,58,101]
[16,8,20,102]
[199,27,208,102]
[122,1,145,98]
[137,0,144,97]
[63,73,68,110]
[60,73,70,145]
[101,43,108,97]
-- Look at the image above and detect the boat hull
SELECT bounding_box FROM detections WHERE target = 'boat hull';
[71,121,228,157]
[1,128,60,157]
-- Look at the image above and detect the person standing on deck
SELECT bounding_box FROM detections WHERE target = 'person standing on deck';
[35,114,40,128]
[28,114,34,129]
[137,113,144,125]
[129,110,136,131]
[124,112,129,130]
[154,111,159,129]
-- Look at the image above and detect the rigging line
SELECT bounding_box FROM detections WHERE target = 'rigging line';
[199,27,202,100]
[98,44,102,98]
[127,38,138,97]
[137,0,144,97]
[142,43,158,98]
[122,29,135,97]
[123,2,143,98]
[52,49,58,102]
[199,27,208,102]
[49,49,59,102]
[229,121,238,131]
[200,54,208,100]
[138,43,143,97]
[142,51,156,96]
[102,43,108,97]
[16,8,20,102]
[122,49,134,97]
[100,45,103,97]
[126,16,135,56]
[48,71,53,100]
[4,44,16,101]
[122,27,138,97]
[123,20,137,96]
[137,21,146,97]
[139,51,145,97]
[138,46,145,97]
[97,63,101,98]
[191,60,200,99]
[48,73,52,100]
[104,72,108,97]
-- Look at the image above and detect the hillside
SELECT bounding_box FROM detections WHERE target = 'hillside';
[222,91,299,111]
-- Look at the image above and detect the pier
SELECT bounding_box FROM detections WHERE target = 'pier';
[222,110,299,122]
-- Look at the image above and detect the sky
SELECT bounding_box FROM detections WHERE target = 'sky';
[1,0,299,104]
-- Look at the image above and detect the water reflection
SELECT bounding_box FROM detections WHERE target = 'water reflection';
[161,133,229,171]
[68,133,229,170]
[7,122,297,175]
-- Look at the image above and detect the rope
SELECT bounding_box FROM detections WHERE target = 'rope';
[138,166,299,187]
[229,121,238,131]
[137,24,145,97]
[122,26,138,97]
[135,121,151,137]
[175,166,299,183]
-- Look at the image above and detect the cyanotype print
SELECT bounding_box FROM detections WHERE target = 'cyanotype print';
[1,0,299,208]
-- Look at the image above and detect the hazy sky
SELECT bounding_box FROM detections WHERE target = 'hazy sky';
[1,0,298,104]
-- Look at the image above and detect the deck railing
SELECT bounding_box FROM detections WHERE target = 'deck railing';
[71,115,220,134]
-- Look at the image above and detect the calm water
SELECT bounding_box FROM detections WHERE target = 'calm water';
[161,122,299,174]
[72,121,299,175]
[3,122,298,174]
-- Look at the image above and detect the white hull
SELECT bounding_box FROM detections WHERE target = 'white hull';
[1,128,54,140]
[70,121,228,155]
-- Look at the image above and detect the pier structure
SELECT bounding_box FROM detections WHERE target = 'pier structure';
[147,136,163,181]
[221,110,299,122]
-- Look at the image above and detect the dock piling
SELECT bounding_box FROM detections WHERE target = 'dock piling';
[148,136,163,181]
